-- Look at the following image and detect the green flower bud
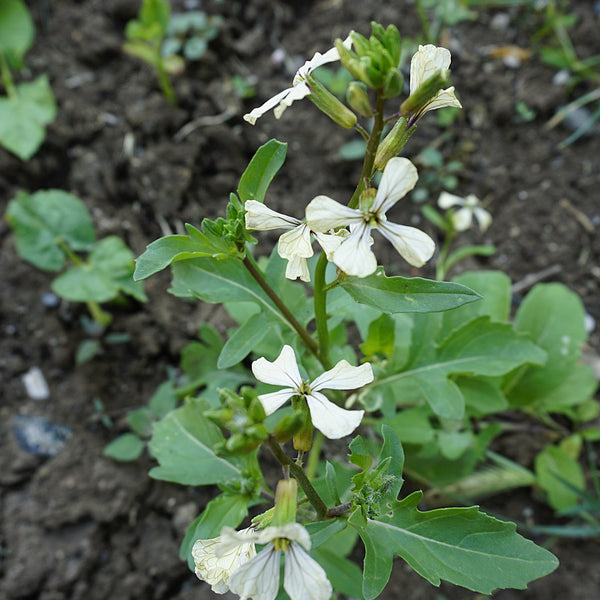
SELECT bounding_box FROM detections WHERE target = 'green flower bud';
[293,409,314,452]
[204,408,234,429]
[374,117,409,172]
[224,432,262,455]
[245,423,269,442]
[383,69,404,99]
[400,70,449,119]
[350,31,371,58]
[248,396,267,423]
[306,74,357,129]
[346,81,373,117]
[359,188,377,212]
[273,411,306,443]
[383,25,401,66]
[272,478,298,527]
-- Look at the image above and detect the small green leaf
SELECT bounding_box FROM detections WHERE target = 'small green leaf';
[0,0,34,66]
[148,381,178,417]
[103,433,145,462]
[359,313,395,358]
[340,270,481,314]
[6,189,95,270]
[535,445,585,511]
[75,339,101,364]
[444,245,496,274]
[127,407,154,437]
[237,139,287,203]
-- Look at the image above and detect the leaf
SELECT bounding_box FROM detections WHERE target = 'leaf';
[218,311,277,369]
[237,139,287,203]
[384,406,435,445]
[148,381,178,418]
[359,313,395,358]
[179,493,249,570]
[0,76,57,159]
[126,407,154,437]
[6,189,95,270]
[149,398,242,485]
[103,433,145,462]
[535,445,585,511]
[370,316,546,420]
[0,0,34,66]
[444,244,496,274]
[340,270,481,314]
[312,547,363,598]
[349,502,558,599]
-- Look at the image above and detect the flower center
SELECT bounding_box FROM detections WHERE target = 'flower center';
[273,537,291,552]
[298,380,311,395]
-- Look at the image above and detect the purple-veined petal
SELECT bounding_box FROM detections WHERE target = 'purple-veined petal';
[228,546,281,600]
[310,360,373,392]
[422,87,462,114]
[252,345,302,388]
[284,254,311,282]
[332,222,377,277]
[377,220,435,267]
[313,230,347,262]
[255,523,311,549]
[245,200,301,231]
[306,391,364,439]
[278,224,313,259]
[410,44,452,94]
[372,157,419,215]
[283,543,332,600]
[305,196,363,232]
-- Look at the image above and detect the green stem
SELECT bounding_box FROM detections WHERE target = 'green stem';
[242,256,321,362]
[155,51,177,107]
[313,253,333,370]
[305,431,324,479]
[0,52,17,98]
[414,0,433,44]
[435,230,455,280]
[349,92,386,209]
[267,437,328,519]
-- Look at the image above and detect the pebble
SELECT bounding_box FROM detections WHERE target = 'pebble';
[22,366,50,400]
[41,292,60,308]
[585,313,595,334]
[12,415,72,457]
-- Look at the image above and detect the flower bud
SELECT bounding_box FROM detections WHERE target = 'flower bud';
[272,478,298,527]
[224,433,262,455]
[374,117,409,171]
[273,412,306,443]
[383,69,404,99]
[293,409,314,452]
[359,188,377,212]
[306,74,357,129]
[346,81,373,117]
[248,396,267,423]
[400,70,449,119]
[204,408,234,429]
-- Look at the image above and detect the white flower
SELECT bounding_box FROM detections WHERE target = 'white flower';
[438,191,492,232]
[245,200,344,282]
[192,528,256,594]
[252,345,371,439]
[224,523,332,600]
[244,37,352,124]
[306,157,435,277]
[409,44,462,117]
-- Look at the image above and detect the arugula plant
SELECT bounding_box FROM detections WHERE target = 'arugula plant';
[0,0,57,160]
[6,189,146,350]
[130,24,560,600]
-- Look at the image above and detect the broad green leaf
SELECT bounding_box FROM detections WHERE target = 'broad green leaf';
[384,406,435,444]
[179,493,249,570]
[148,381,178,418]
[0,76,56,159]
[0,0,34,66]
[312,547,363,598]
[218,311,277,369]
[506,283,595,409]
[340,270,481,314]
[6,189,95,270]
[535,445,585,511]
[442,270,511,335]
[350,501,558,599]
[370,316,546,419]
[359,313,395,358]
[149,397,242,485]
[140,0,170,33]
[458,376,508,417]
[305,519,347,548]
[237,139,287,203]
[103,433,145,462]
[437,430,474,460]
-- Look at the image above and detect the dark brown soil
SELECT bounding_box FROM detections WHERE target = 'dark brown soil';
[1,1,599,599]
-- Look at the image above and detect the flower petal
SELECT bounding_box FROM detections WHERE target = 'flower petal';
[244,88,294,125]
[377,221,435,267]
[410,44,452,94]
[313,230,347,262]
[473,205,492,232]
[284,543,332,600]
[284,255,311,282]
[372,157,419,215]
[423,87,462,114]
[451,207,473,232]
[255,523,311,549]
[332,222,378,277]
[229,546,281,600]
[310,360,373,392]
[305,195,363,232]
[258,389,296,416]
[274,82,311,119]
[245,200,301,231]
[278,224,313,259]
[306,391,364,439]
[252,345,302,389]
[438,191,464,210]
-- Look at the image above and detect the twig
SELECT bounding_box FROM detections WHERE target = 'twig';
[174,109,236,142]
[510,264,562,294]
[559,198,595,233]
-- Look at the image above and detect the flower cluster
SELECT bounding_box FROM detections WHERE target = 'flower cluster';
[193,523,331,600]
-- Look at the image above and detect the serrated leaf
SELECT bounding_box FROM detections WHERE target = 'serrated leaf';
[180,493,249,570]
[6,189,95,270]
[350,503,558,599]
[237,139,287,203]
[103,433,145,462]
[340,270,481,314]
[149,398,242,485]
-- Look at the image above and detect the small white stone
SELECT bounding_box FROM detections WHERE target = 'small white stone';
[22,367,50,400]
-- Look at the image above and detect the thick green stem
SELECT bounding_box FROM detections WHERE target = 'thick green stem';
[242,256,321,361]
[313,253,333,370]
[305,431,324,479]
[349,92,386,209]
[267,438,328,519]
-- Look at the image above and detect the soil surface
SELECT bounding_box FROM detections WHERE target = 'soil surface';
[1,1,599,599]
